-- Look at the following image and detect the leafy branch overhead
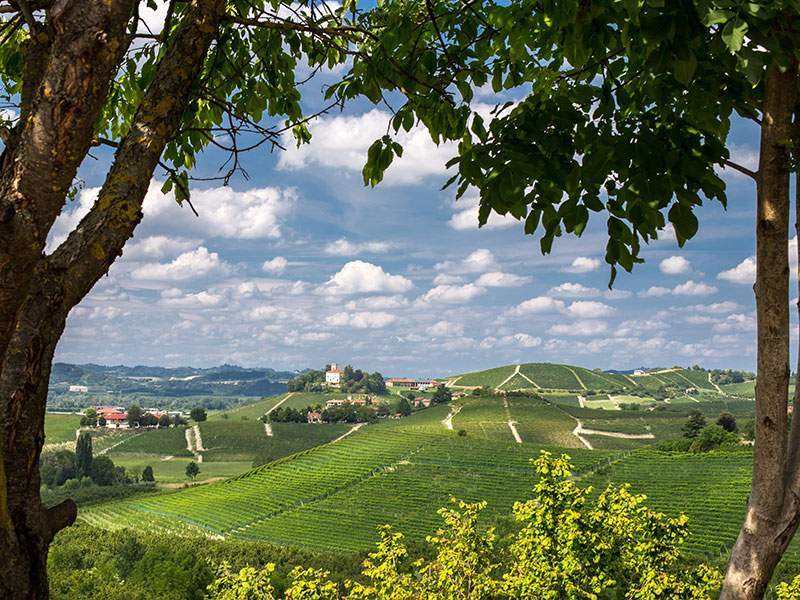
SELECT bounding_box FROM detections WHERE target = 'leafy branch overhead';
[336,0,793,283]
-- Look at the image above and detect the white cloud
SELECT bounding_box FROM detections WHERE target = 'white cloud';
[721,144,759,179]
[548,320,608,337]
[262,256,288,274]
[448,193,519,231]
[131,247,229,281]
[507,296,565,316]
[713,313,756,333]
[161,291,224,308]
[486,333,542,348]
[718,257,756,285]
[436,249,497,274]
[639,286,671,298]
[324,261,412,295]
[324,239,394,256]
[419,283,486,304]
[428,320,465,337]
[433,274,463,285]
[659,256,691,275]
[277,109,455,185]
[48,182,296,253]
[563,257,601,274]
[474,271,532,288]
[684,301,740,314]
[345,295,409,310]
[325,311,397,329]
[672,280,717,296]
[549,282,599,298]
[125,235,198,260]
[565,300,615,319]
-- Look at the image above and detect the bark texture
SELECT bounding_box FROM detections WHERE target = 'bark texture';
[720,64,799,600]
[0,1,224,597]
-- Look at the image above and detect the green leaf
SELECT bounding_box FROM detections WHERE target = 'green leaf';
[673,52,697,86]
[721,19,748,53]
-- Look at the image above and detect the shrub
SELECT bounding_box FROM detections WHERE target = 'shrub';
[207,453,719,599]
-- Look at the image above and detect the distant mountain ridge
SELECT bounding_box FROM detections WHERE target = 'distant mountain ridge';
[48,362,298,410]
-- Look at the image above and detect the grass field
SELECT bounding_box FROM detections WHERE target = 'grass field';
[44,413,81,444]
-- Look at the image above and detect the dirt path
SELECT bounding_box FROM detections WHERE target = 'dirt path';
[708,372,724,394]
[265,392,295,417]
[574,422,655,440]
[161,455,174,461]
[445,376,462,387]
[264,422,273,437]
[517,370,540,388]
[571,420,593,450]
[496,365,522,390]
[97,431,144,456]
[622,374,638,386]
[565,366,587,390]
[160,476,225,490]
[577,395,587,408]
[442,405,462,430]
[332,422,364,443]
[185,427,203,463]
[193,424,205,451]
[507,420,523,444]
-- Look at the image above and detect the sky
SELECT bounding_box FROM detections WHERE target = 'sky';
[49,6,773,377]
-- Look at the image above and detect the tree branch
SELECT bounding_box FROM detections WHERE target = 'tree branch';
[723,159,758,180]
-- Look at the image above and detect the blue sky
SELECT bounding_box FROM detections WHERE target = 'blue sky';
[50,6,769,377]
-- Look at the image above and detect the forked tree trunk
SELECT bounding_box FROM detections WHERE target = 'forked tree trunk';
[0,1,225,597]
[721,64,799,599]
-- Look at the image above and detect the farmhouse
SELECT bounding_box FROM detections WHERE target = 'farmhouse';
[325,363,342,386]
[103,412,128,429]
[387,378,436,390]
[68,384,89,393]
[413,397,431,409]
[307,410,323,424]
[325,398,346,408]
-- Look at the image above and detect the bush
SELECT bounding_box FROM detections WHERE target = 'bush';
[689,425,739,453]
[716,412,737,432]
[190,407,208,422]
[207,453,719,599]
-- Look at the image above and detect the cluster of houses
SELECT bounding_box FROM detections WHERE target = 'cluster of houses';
[385,377,437,390]
[93,405,181,429]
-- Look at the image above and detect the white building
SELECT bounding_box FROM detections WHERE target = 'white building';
[325,363,342,386]
[68,385,89,393]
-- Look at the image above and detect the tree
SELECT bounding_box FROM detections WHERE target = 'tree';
[127,404,143,429]
[683,410,707,439]
[339,4,800,592]
[717,412,738,433]
[89,456,116,487]
[0,3,365,594]
[39,451,76,488]
[185,462,200,481]
[141,466,154,483]
[190,407,207,423]
[74,432,93,479]
[158,414,171,429]
[83,407,97,426]
[432,384,452,405]
[397,397,412,417]
[97,416,107,427]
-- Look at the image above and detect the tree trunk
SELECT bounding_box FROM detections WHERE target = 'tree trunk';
[721,63,798,599]
[0,1,225,596]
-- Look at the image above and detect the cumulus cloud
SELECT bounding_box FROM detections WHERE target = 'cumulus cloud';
[436,249,497,274]
[419,283,486,304]
[713,313,756,333]
[684,301,740,314]
[325,311,398,329]
[433,273,463,285]
[482,333,542,348]
[448,192,519,231]
[718,257,756,285]
[639,286,671,298]
[672,280,717,296]
[277,109,455,185]
[345,295,409,310]
[474,271,532,288]
[324,238,394,256]
[507,296,565,316]
[131,247,230,281]
[161,291,224,308]
[565,300,615,319]
[262,256,288,274]
[563,257,601,274]
[548,320,608,337]
[428,320,465,337]
[125,235,198,260]
[659,256,691,275]
[48,181,296,252]
[324,261,413,295]
[549,282,600,298]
